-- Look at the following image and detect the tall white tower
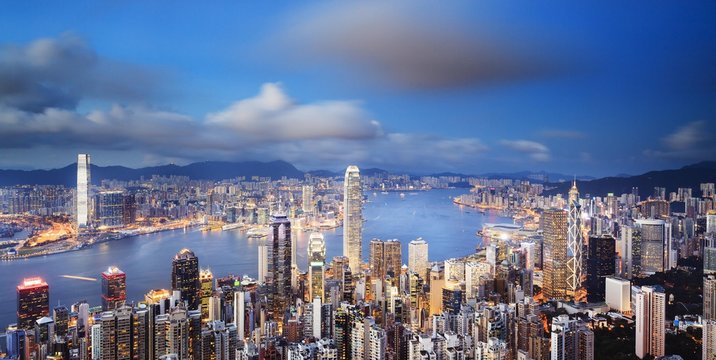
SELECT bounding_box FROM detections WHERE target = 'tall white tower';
[566,180,583,297]
[408,238,429,278]
[343,165,362,273]
[77,154,91,228]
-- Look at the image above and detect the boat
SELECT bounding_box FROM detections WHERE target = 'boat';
[222,223,243,231]
[246,228,268,238]
[399,193,406,199]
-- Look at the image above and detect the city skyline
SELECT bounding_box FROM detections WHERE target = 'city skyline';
[1,2,715,176]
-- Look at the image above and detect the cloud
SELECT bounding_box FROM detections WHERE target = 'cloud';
[539,129,586,139]
[0,33,163,112]
[0,82,488,172]
[268,2,577,90]
[500,139,550,161]
[663,120,709,150]
[206,83,382,142]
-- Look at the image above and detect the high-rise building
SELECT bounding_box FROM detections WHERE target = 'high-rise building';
[567,181,583,297]
[634,285,666,359]
[634,219,672,274]
[408,238,429,278]
[269,213,292,322]
[705,275,716,321]
[233,290,246,342]
[172,248,201,310]
[704,320,716,360]
[586,235,615,302]
[200,320,237,360]
[17,277,50,329]
[369,239,402,284]
[605,277,631,314]
[543,209,568,300]
[550,315,594,360]
[100,305,133,360]
[302,185,314,214]
[154,307,190,359]
[77,153,91,228]
[101,266,127,311]
[98,191,124,228]
[343,165,363,273]
[258,239,268,284]
[308,232,326,302]
[200,269,214,323]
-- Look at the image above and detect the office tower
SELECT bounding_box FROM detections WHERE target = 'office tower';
[705,275,716,320]
[233,291,245,341]
[77,153,91,228]
[634,219,672,274]
[441,283,463,315]
[543,209,568,300]
[188,310,202,359]
[622,226,642,278]
[269,213,292,322]
[308,232,326,302]
[17,277,50,329]
[91,323,102,360]
[302,185,314,214]
[101,266,127,311]
[121,193,136,225]
[567,181,583,297]
[200,269,214,323]
[258,239,268,284]
[586,235,615,302]
[705,234,716,275]
[605,277,631,314]
[53,305,69,337]
[369,239,402,284]
[343,165,363,273]
[708,212,716,234]
[704,320,716,360]
[172,248,201,310]
[98,190,124,228]
[634,285,666,359]
[408,238,429,278]
[100,305,133,360]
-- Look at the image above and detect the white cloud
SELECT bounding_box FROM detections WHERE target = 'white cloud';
[500,139,550,161]
[663,120,709,150]
[206,83,382,142]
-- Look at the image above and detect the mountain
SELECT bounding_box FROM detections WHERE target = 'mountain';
[478,171,595,182]
[544,161,716,197]
[0,160,304,186]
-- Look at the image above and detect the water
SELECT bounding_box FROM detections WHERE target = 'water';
[0,189,510,328]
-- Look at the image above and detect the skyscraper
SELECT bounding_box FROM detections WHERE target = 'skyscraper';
[99,305,133,360]
[77,153,91,228]
[302,185,314,214]
[101,266,127,311]
[705,275,716,321]
[98,190,124,228]
[566,181,583,297]
[634,219,672,274]
[17,277,50,329]
[258,239,268,284]
[269,213,292,322]
[369,239,402,284]
[408,238,429,278]
[343,165,363,273]
[543,209,568,300]
[704,320,716,360]
[308,232,326,302]
[634,285,666,359]
[586,235,616,302]
[172,248,201,310]
[200,269,214,323]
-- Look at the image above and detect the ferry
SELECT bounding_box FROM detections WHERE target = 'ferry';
[222,223,243,231]
[247,228,268,239]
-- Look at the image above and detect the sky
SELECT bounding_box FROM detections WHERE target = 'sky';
[0,1,715,176]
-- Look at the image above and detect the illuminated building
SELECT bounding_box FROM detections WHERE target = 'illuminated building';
[634,285,665,359]
[17,277,50,329]
[586,235,615,302]
[308,232,326,302]
[258,239,268,284]
[605,277,631,314]
[77,153,91,228]
[302,185,314,214]
[172,248,201,310]
[634,219,672,274]
[704,320,716,360]
[542,209,568,300]
[408,238,429,279]
[200,269,214,323]
[705,275,716,320]
[369,238,402,284]
[566,181,583,297]
[343,165,363,273]
[101,266,127,311]
[269,213,292,322]
[98,190,124,228]
[154,307,190,359]
[99,305,133,360]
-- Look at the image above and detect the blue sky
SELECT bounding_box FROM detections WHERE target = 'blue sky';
[0,1,714,176]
